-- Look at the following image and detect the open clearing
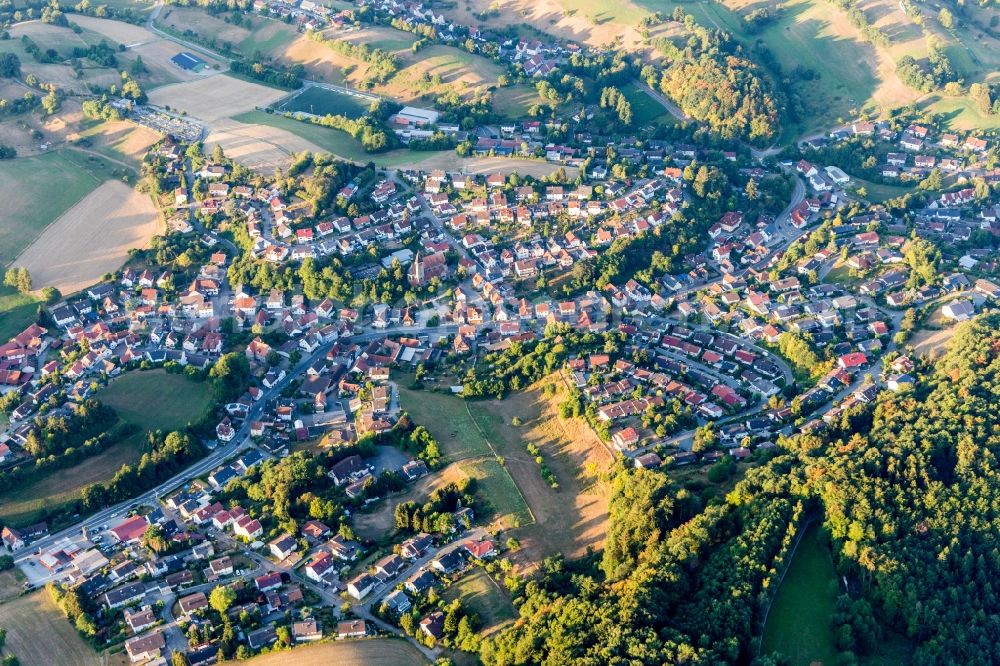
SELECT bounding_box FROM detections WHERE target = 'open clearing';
[147,75,286,124]
[0,371,212,525]
[0,591,103,666]
[469,376,615,562]
[0,430,146,526]
[0,150,105,266]
[13,180,160,295]
[156,6,298,58]
[396,384,533,528]
[442,566,516,634]
[761,522,839,665]
[910,325,955,360]
[237,638,427,665]
[98,369,215,432]
[0,286,40,344]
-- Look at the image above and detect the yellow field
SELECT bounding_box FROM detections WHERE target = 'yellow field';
[237,638,428,665]
[71,120,162,168]
[206,117,328,172]
[13,180,161,294]
[0,591,103,666]
[147,75,286,123]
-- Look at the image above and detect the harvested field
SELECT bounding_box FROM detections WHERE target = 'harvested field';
[13,180,161,294]
[71,120,161,169]
[206,117,330,172]
[469,376,615,564]
[0,591,103,666]
[237,638,428,665]
[67,14,156,44]
[0,150,104,266]
[147,75,286,123]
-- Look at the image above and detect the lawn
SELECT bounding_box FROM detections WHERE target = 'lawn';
[237,638,428,665]
[0,591,104,666]
[97,369,214,431]
[442,567,515,633]
[276,86,372,119]
[850,177,915,203]
[230,110,449,167]
[396,384,533,527]
[0,151,107,265]
[492,85,547,118]
[0,285,40,344]
[760,522,839,665]
[621,81,669,125]
[918,94,1000,131]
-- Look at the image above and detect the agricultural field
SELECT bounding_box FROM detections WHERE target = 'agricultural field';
[0,430,147,526]
[441,567,516,634]
[0,591,104,666]
[0,150,108,266]
[238,638,428,665]
[275,85,373,119]
[97,369,215,432]
[155,6,298,58]
[70,119,162,170]
[468,376,615,563]
[147,74,287,124]
[396,384,533,528]
[760,522,839,665]
[376,45,505,103]
[0,285,40,344]
[13,179,161,295]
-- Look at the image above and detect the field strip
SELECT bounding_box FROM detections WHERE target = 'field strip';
[465,402,538,526]
[13,181,160,294]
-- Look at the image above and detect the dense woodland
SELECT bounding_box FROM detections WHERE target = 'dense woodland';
[480,312,1000,664]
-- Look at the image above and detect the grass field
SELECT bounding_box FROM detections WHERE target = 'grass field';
[0,151,106,266]
[0,431,146,526]
[761,522,839,665]
[97,369,214,431]
[276,86,372,119]
[467,376,614,563]
[442,567,516,633]
[0,591,103,666]
[850,177,915,203]
[0,285,40,344]
[621,81,669,125]
[396,385,533,528]
[227,110,445,167]
[237,638,428,665]
[0,371,213,525]
[0,569,26,604]
[72,120,161,170]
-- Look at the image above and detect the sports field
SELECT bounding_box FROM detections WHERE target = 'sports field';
[0,591,103,666]
[237,638,427,665]
[98,369,214,431]
[0,151,107,266]
[760,522,839,665]
[276,86,373,119]
[13,180,160,295]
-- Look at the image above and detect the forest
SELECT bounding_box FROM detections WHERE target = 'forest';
[479,312,1000,665]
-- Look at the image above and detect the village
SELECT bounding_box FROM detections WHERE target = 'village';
[0,0,998,660]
